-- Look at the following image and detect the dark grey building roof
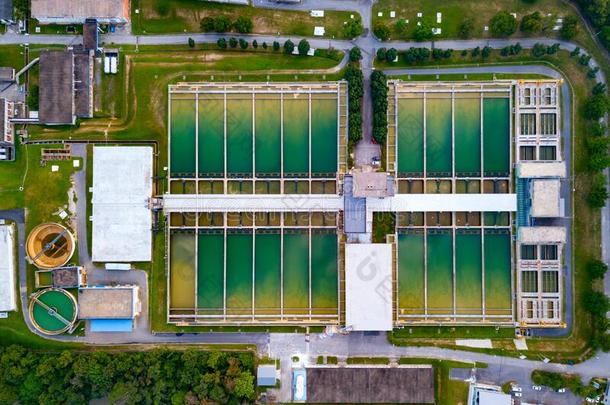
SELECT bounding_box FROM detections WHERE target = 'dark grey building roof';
[257,365,276,386]
[343,175,367,233]
[306,367,435,403]
[83,19,98,51]
[39,50,74,125]
[74,52,92,118]
[0,0,13,22]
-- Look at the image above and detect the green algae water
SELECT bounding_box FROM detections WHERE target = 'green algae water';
[426,97,452,177]
[170,232,196,309]
[427,230,453,314]
[397,231,425,314]
[283,231,309,314]
[484,230,512,315]
[198,96,224,176]
[397,98,424,176]
[311,97,338,175]
[455,230,482,315]
[227,98,253,176]
[226,232,253,312]
[255,231,281,314]
[483,98,510,176]
[197,232,224,313]
[32,290,75,332]
[255,96,281,175]
[283,95,309,175]
[454,98,481,176]
[311,231,337,314]
[170,98,196,177]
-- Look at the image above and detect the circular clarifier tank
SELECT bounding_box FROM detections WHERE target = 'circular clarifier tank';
[26,223,75,269]
[29,288,78,335]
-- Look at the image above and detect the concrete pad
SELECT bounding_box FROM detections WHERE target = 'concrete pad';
[514,339,528,351]
[51,165,59,172]
[0,225,16,312]
[455,339,493,349]
[73,159,80,168]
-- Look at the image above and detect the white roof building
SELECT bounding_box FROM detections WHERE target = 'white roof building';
[0,224,16,312]
[531,179,561,218]
[92,146,153,262]
[345,243,393,331]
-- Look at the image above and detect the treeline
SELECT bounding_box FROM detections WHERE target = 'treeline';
[0,345,256,405]
[344,58,363,150]
[531,370,602,399]
[215,37,313,56]
[200,15,254,34]
[575,0,610,50]
[371,71,388,144]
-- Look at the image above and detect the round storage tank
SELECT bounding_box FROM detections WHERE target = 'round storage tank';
[29,288,78,335]
[26,223,75,269]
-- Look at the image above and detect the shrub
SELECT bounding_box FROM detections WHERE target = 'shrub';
[376,47,387,61]
[490,11,517,37]
[297,39,310,56]
[154,0,170,16]
[229,37,238,48]
[214,15,232,33]
[373,23,391,41]
[262,42,267,49]
[252,39,258,49]
[413,21,433,41]
[560,15,579,40]
[570,46,581,57]
[283,39,295,54]
[432,48,443,59]
[188,37,195,48]
[273,41,280,51]
[200,16,215,32]
[481,46,491,58]
[583,93,609,120]
[471,46,481,57]
[395,19,409,35]
[234,16,253,33]
[239,38,248,50]
[349,46,362,62]
[588,174,609,208]
[588,259,609,279]
[520,11,543,33]
[592,82,607,95]
[588,67,600,79]
[458,18,475,39]
[579,54,592,66]
[461,49,468,56]
[531,43,547,57]
[344,18,364,38]
[217,38,227,49]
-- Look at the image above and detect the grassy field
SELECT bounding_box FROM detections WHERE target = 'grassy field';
[132,0,359,38]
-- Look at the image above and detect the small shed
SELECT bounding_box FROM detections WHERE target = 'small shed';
[257,365,277,387]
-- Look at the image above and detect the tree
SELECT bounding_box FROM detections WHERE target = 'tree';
[520,11,543,33]
[385,48,398,62]
[188,37,195,48]
[490,11,517,37]
[589,174,609,208]
[201,16,215,32]
[233,372,255,400]
[481,46,492,58]
[273,41,280,51]
[239,38,248,49]
[531,43,547,57]
[570,46,581,57]
[373,23,391,41]
[588,259,609,279]
[458,18,475,39]
[376,47,387,61]
[229,37,238,48]
[471,46,481,57]
[153,0,170,16]
[560,15,579,40]
[344,64,363,145]
[587,136,610,171]
[395,19,409,35]
[344,18,364,38]
[297,39,310,56]
[583,93,609,120]
[283,40,295,54]
[252,39,258,49]
[213,15,232,33]
[584,290,610,315]
[592,82,607,95]
[349,46,362,62]
[413,21,433,42]
[262,42,268,49]
[234,16,253,33]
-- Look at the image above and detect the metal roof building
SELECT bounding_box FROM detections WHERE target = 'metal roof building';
[257,365,277,387]
[32,0,129,25]
[0,0,13,24]
[0,224,16,312]
[39,51,75,125]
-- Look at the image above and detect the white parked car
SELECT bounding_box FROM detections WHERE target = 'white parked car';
[514,392,522,397]
[512,386,523,392]
[557,388,566,393]
[532,385,542,391]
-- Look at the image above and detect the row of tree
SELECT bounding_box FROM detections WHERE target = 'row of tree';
[344,51,364,151]
[371,71,388,144]
[0,346,256,405]
[531,370,601,398]
[575,0,610,50]
[200,15,254,34]
[215,37,312,55]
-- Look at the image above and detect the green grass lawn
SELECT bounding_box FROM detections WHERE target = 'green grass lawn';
[132,0,359,38]
[372,212,395,243]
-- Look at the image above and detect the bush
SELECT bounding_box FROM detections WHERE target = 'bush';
[570,46,581,57]
[374,23,391,41]
[546,43,560,54]
[297,39,310,56]
[252,39,258,49]
[283,40,295,54]
[481,46,492,58]
[560,15,579,40]
[395,19,409,35]
[490,11,517,37]
[386,48,398,62]
[583,93,609,120]
[413,21,433,41]
[217,38,227,49]
[262,42,268,49]
[588,174,609,208]
[471,46,480,57]
[234,16,253,33]
[229,37,238,48]
[154,0,170,16]
[214,15,232,33]
[349,46,362,62]
[376,47,387,61]
[344,18,364,38]
[201,16,215,32]
[432,48,443,59]
[458,18,475,39]
[273,41,280,51]
[188,37,195,48]
[461,49,468,56]
[588,259,609,279]
[239,38,248,49]
[520,11,543,33]
[531,43,547,57]
[588,67,600,79]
